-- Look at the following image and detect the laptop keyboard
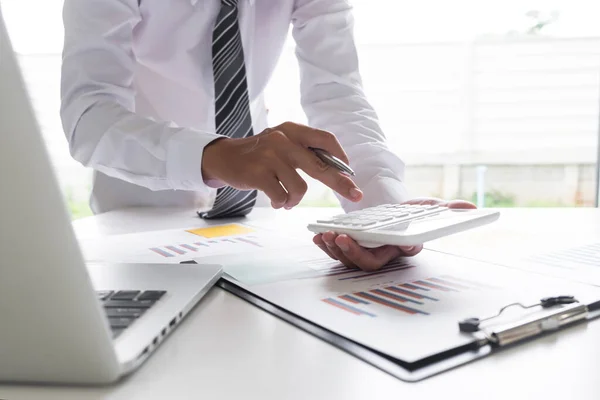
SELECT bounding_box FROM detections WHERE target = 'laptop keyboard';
[96,290,167,339]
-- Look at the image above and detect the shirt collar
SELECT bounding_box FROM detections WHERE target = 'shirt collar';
[190,0,254,6]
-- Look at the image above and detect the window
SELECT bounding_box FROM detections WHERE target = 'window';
[266,0,600,208]
[3,0,93,218]
[4,0,600,218]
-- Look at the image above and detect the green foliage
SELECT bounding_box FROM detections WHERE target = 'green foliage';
[64,186,93,220]
[525,10,559,35]
[523,199,568,208]
[68,198,93,220]
[470,191,579,208]
[470,190,516,208]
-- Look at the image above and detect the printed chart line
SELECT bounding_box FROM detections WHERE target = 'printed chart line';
[323,275,484,317]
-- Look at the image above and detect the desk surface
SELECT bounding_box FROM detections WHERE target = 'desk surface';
[2,207,600,400]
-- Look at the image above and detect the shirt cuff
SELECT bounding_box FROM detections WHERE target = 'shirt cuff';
[341,176,411,212]
[166,128,224,191]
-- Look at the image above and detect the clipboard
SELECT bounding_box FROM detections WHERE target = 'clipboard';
[216,277,600,382]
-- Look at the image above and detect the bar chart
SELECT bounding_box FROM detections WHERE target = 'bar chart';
[148,235,264,258]
[307,258,417,281]
[321,275,482,317]
[81,223,300,265]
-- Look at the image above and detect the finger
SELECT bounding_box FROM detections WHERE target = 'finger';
[446,199,477,209]
[274,162,308,209]
[398,244,423,257]
[321,231,357,267]
[257,176,288,209]
[287,146,363,203]
[313,234,338,261]
[303,128,350,165]
[276,122,350,165]
[402,197,445,206]
[402,197,477,210]
[334,234,402,272]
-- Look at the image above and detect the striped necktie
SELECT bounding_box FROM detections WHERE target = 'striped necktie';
[199,0,257,219]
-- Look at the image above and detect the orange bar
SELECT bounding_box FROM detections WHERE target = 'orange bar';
[322,298,361,315]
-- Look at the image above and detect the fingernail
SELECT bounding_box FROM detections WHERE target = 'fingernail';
[338,243,349,252]
[349,188,363,200]
[404,246,415,252]
[284,206,292,210]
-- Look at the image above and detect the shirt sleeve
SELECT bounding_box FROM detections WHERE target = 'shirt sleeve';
[291,0,410,211]
[60,0,223,192]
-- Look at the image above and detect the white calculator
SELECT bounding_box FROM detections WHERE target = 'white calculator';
[307,204,500,248]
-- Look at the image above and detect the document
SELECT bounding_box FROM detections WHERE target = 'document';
[197,249,600,363]
[508,240,600,286]
[80,219,600,364]
[198,244,419,285]
[80,223,303,264]
[426,226,600,287]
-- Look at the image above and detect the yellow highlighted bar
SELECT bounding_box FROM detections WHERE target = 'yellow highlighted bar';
[186,224,255,238]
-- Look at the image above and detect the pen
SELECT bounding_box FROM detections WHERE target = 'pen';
[309,147,355,176]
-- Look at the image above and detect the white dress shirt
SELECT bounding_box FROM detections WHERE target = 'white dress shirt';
[60,0,409,214]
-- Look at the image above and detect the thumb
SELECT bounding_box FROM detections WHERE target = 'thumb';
[446,199,477,209]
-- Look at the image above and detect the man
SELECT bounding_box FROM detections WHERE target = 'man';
[60,0,473,271]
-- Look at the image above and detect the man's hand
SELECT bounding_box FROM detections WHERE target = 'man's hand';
[313,198,477,271]
[202,122,363,209]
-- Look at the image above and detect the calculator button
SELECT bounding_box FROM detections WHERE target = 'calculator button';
[359,221,377,227]
[409,209,425,214]
[424,205,440,210]
[393,212,410,219]
[316,219,335,224]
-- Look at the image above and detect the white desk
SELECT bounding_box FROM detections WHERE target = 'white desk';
[2,207,600,400]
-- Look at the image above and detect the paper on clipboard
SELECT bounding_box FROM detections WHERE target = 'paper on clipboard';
[197,248,600,363]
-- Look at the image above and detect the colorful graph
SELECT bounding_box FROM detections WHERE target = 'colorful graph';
[148,235,263,258]
[322,275,481,317]
[307,258,416,281]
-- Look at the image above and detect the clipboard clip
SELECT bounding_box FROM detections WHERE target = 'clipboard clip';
[459,296,589,347]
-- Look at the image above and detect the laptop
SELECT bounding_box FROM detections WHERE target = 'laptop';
[0,11,222,384]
